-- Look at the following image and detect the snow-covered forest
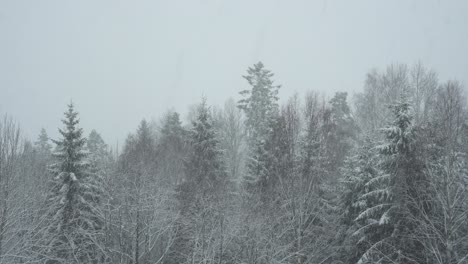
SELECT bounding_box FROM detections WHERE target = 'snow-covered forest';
[0,61,467,263]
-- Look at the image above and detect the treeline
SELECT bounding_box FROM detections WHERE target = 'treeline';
[0,62,467,263]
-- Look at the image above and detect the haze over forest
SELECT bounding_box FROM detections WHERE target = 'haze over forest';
[1,1,468,264]
[1,0,468,144]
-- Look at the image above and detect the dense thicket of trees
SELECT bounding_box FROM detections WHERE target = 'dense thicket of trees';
[1,62,467,263]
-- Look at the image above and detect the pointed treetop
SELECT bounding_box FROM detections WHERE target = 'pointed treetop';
[380,96,414,155]
[330,92,351,117]
[58,102,81,138]
[241,61,280,96]
[137,119,152,141]
[161,111,183,137]
[88,129,107,155]
[239,62,281,141]
[195,97,210,124]
[35,128,52,153]
[52,102,87,165]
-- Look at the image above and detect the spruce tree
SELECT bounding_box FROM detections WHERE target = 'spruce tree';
[87,130,107,158]
[158,111,187,186]
[172,99,227,263]
[33,128,53,197]
[44,103,105,263]
[326,92,357,173]
[338,136,382,263]
[35,128,52,154]
[118,119,157,264]
[238,61,280,198]
[186,100,224,190]
[353,97,426,263]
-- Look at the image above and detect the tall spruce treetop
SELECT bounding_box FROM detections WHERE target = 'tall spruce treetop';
[159,112,186,165]
[176,99,224,224]
[172,99,228,264]
[35,128,52,154]
[159,112,186,159]
[135,119,155,168]
[323,92,357,175]
[379,97,414,156]
[238,62,280,190]
[161,112,185,139]
[329,92,356,135]
[45,103,104,263]
[338,136,382,263]
[87,129,107,157]
[238,61,280,141]
[87,129,111,183]
[119,119,156,179]
[187,99,224,190]
[51,103,87,176]
[354,97,423,263]
[379,96,427,261]
[159,111,187,186]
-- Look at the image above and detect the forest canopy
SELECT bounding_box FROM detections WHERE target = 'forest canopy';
[0,62,467,264]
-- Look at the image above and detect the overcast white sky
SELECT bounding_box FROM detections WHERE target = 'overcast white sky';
[1,0,467,146]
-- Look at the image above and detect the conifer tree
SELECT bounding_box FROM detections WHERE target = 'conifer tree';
[33,128,53,196]
[172,99,228,263]
[338,136,381,263]
[118,119,158,264]
[322,92,357,179]
[35,128,52,154]
[43,103,105,263]
[354,97,426,263]
[87,130,107,158]
[238,61,280,198]
[158,111,187,186]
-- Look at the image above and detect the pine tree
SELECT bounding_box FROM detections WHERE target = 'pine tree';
[238,61,280,198]
[353,97,426,263]
[158,111,187,186]
[186,100,224,191]
[238,62,280,141]
[300,93,323,187]
[338,136,382,263]
[43,103,105,263]
[87,130,112,186]
[33,128,53,197]
[322,92,357,179]
[87,130,112,190]
[86,130,115,260]
[87,130,107,158]
[160,112,185,140]
[172,99,228,263]
[35,128,52,154]
[118,119,157,264]
[285,94,338,263]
